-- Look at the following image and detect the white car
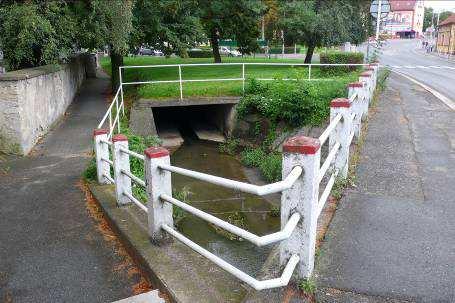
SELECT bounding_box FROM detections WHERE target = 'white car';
[219,46,241,57]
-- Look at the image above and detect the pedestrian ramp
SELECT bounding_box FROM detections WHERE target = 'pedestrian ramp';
[112,290,164,303]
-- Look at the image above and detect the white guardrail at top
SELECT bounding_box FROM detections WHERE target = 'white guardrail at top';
[97,62,374,139]
[93,63,379,290]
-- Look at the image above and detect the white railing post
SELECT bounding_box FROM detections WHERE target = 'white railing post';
[144,147,173,243]
[112,134,132,206]
[348,82,364,140]
[280,136,321,279]
[178,65,183,101]
[308,65,312,80]
[359,72,373,108]
[93,129,111,184]
[329,98,353,179]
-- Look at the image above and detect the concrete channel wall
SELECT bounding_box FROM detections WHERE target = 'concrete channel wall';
[0,55,94,155]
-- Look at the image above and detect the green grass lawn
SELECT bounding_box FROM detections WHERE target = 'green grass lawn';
[101,56,361,99]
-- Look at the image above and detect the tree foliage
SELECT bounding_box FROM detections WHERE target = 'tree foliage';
[280,0,371,63]
[0,1,77,70]
[423,7,453,31]
[198,0,264,62]
[132,0,204,57]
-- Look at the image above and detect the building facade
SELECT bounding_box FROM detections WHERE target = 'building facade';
[437,14,455,55]
[383,0,425,38]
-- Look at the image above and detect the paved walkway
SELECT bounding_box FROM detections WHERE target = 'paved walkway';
[316,73,455,302]
[0,72,139,302]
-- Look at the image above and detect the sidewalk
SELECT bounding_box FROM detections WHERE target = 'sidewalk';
[315,73,455,302]
[0,72,141,302]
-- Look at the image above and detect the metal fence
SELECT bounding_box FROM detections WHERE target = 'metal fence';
[93,63,379,290]
[97,62,373,139]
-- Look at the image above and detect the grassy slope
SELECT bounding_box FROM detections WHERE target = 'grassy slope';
[101,56,360,99]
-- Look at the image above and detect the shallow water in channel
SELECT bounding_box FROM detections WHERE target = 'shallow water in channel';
[170,139,280,276]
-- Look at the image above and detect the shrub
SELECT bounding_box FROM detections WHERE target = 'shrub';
[259,153,282,182]
[320,51,364,74]
[266,47,301,54]
[187,50,213,58]
[239,79,347,127]
[241,148,266,167]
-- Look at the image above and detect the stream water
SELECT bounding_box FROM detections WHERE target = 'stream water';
[170,139,280,276]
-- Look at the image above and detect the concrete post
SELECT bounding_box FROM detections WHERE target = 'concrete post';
[329,98,353,179]
[93,129,111,184]
[280,136,321,279]
[364,67,377,89]
[112,134,132,206]
[144,147,173,243]
[348,82,364,139]
[359,72,373,106]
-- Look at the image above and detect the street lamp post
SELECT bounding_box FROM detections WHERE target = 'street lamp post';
[376,0,382,40]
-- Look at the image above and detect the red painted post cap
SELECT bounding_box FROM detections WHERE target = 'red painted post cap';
[331,98,351,108]
[112,134,128,142]
[360,72,372,77]
[283,136,320,154]
[369,63,379,67]
[144,147,170,158]
[93,129,108,137]
[348,82,363,88]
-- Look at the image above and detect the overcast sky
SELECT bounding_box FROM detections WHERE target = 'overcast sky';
[424,0,455,12]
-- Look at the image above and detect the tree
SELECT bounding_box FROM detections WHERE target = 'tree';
[424,7,453,31]
[281,0,370,63]
[198,0,264,63]
[132,0,204,57]
[89,0,134,90]
[0,1,77,71]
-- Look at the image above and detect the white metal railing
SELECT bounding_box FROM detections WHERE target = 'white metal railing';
[92,63,379,291]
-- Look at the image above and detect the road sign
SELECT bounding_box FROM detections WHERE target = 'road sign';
[370,0,390,20]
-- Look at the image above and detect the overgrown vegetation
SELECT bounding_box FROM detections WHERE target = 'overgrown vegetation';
[210,212,247,241]
[237,77,354,127]
[218,137,240,155]
[298,278,316,294]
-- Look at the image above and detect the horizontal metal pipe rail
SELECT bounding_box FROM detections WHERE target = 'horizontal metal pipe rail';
[120,147,145,161]
[160,194,300,247]
[317,141,340,184]
[103,173,114,184]
[317,170,338,218]
[120,63,371,69]
[161,224,300,290]
[121,169,146,187]
[123,191,148,213]
[158,164,302,196]
[101,157,113,166]
[318,113,342,146]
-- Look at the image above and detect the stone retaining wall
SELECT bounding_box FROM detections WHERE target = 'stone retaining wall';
[0,55,94,155]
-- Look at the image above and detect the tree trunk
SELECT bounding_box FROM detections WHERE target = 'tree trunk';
[111,49,124,92]
[304,42,316,64]
[210,28,222,63]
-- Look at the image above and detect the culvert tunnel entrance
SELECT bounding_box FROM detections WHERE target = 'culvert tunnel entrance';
[129,98,239,148]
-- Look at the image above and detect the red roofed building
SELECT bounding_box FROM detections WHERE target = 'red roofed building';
[383,0,425,38]
[437,13,455,54]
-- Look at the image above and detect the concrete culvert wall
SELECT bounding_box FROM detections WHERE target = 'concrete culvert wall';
[130,97,239,148]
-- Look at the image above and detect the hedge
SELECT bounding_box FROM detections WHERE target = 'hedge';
[319,51,364,74]
[259,47,301,54]
[187,50,213,58]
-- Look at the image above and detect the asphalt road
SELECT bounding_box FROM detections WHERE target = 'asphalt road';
[378,39,455,102]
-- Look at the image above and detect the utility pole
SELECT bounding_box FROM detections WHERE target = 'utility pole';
[375,0,382,40]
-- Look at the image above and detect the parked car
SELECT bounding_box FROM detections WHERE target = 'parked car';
[138,47,164,56]
[219,46,241,57]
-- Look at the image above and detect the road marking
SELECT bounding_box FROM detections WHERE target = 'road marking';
[404,66,416,69]
[390,69,455,111]
[416,65,429,69]
[391,65,401,68]
[428,66,442,69]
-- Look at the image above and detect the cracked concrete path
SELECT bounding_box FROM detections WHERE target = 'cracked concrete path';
[315,72,455,303]
[0,72,140,302]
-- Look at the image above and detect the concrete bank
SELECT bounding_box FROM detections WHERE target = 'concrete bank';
[89,183,248,303]
[0,54,95,155]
